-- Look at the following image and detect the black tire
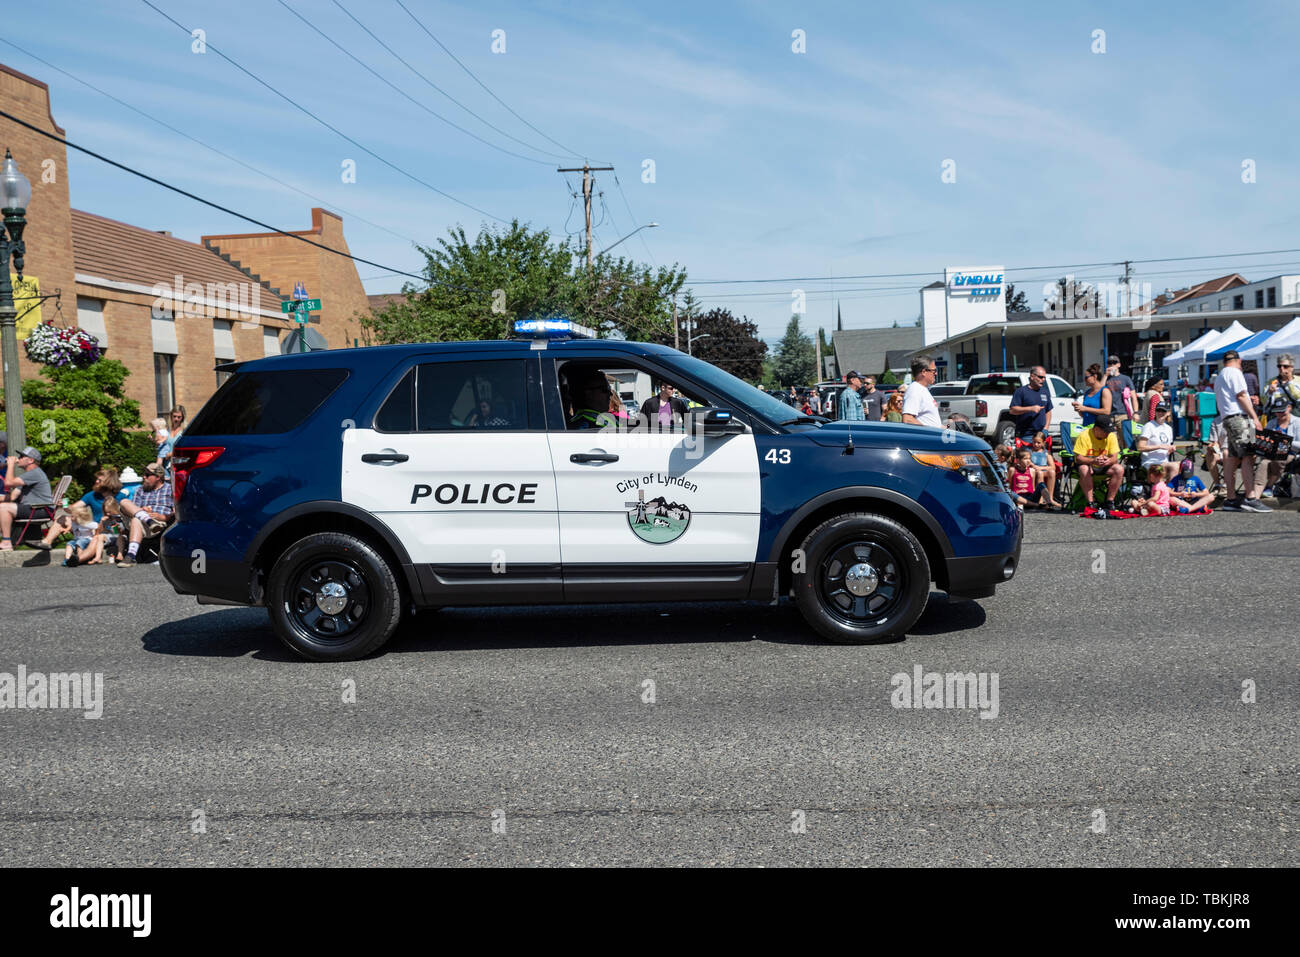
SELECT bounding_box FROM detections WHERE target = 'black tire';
[266,532,402,661]
[792,512,931,644]
[994,418,1016,448]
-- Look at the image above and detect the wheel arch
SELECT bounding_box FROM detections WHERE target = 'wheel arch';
[769,487,953,594]
[247,502,418,606]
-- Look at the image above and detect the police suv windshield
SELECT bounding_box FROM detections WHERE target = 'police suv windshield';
[668,354,818,429]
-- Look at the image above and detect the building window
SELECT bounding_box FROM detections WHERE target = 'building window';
[215,369,234,389]
[154,353,176,417]
[1233,294,1244,310]
[1255,289,1264,308]
[1219,297,1228,310]
[77,297,108,348]
[1076,335,1083,371]
[1267,286,1277,307]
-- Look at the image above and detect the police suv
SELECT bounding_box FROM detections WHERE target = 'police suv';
[162,324,1021,660]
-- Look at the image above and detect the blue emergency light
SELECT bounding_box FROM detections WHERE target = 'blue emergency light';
[511,317,596,339]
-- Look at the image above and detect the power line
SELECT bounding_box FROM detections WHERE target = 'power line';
[139,0,506,223]
[391,0,597,163]
[692,248,1300,286]
[325,0,575,165]
[0,107,476,292]
[275,0,555,167]
[0,35,422,249]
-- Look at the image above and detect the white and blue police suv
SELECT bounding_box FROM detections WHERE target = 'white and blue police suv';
[161,321,1020,660]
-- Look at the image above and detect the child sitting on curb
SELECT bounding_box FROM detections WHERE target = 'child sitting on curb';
[61,502,99,567]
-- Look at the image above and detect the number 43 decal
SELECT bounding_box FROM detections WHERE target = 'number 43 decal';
[764,448,792,464]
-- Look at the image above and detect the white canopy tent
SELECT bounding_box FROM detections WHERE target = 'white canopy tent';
[1182,319,1255,363]
[1241,315,1300,383]
[1163,329,1221,369]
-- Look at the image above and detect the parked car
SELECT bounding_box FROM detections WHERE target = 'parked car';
[929,379,968,398]
[937,372,1082,446]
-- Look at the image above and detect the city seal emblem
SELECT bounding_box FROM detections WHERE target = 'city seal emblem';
[624,488,692,544]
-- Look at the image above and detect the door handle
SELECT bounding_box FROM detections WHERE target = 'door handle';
[570,452,619,464]
[361,452,409,463]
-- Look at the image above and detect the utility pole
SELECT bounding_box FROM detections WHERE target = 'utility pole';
[1120,260,1133,316]
[557,164,614,269]
[672,297,679,351]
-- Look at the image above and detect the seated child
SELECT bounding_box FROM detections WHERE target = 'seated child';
[61,501,100,567]
[1168,457,1214,513]
[1130,464,1172,516]
[92,497,126,565]
[993,444,1014,482]
[1008,449,1054,507]
[1028,431,1059,504]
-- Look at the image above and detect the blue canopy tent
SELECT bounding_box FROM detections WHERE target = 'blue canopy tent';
[1207,328,1271,361]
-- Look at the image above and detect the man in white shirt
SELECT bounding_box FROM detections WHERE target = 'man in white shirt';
[1137,401,1177,480]
[1214,349,1269,511]
[901,356,942,428]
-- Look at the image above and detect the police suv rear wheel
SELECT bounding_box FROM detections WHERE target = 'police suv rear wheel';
[267,532,402,661]
[793,512,931,644]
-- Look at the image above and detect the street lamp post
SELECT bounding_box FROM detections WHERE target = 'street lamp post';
[597,222,659,257]
[0,148,32,452]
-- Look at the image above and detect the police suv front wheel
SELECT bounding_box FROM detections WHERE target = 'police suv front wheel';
[792,512,931,644]
[267,532,403,661]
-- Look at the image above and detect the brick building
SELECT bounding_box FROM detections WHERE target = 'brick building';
[1,62,365,420]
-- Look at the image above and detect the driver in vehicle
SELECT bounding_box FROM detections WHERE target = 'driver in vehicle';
[567,368,623,430]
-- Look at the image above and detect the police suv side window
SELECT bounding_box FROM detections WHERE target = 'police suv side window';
[415,360,529,431]
[375,368,416,432]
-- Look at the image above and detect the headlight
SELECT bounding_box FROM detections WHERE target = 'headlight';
[910,450,1002,488]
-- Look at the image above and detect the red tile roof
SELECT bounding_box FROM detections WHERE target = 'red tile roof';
[71,209,285,307]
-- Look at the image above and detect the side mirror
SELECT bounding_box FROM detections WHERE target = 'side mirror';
[692,407,746,437]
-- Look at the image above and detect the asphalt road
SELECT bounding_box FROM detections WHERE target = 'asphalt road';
[1,511,1296,867]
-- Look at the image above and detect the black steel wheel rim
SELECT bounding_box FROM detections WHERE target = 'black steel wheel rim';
[287,558,372,642]
[817,537,906,626]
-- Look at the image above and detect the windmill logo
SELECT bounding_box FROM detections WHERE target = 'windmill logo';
[624,488,692,544]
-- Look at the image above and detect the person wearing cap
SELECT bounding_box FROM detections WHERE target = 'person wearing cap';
[1213,349,1270,511]
[1137,400,1177,482]
[0,446,54,550]
[1262,395,1300,497]
[1168,457,1214,513]
[1104,355,1137,423]
[839,371,866,422]
[115,461,174,567]
[1072,414,1123,516]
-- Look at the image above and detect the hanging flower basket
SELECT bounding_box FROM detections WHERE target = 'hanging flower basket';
[23,321,104,367]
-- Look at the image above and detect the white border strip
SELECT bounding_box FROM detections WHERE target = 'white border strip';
[75,273,287,321]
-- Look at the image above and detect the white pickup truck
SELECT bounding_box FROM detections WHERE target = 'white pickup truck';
[936,371,1083,447]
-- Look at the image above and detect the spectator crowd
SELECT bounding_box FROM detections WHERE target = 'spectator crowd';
[0,403,185,565]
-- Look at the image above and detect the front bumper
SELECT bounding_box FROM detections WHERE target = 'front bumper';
[943,501,1022,599]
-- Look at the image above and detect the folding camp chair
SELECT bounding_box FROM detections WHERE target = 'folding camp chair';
[11,475,72,546]
[1057,422,1085,508]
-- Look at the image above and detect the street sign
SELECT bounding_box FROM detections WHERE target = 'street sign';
[281,298,321,313]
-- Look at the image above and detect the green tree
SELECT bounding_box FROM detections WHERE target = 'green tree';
[772,316,816,387]
[2,359,145,485]
[1004,283,1030,312]
[0,407,110,481]
[652,306,767,380]
[361,220,685,344]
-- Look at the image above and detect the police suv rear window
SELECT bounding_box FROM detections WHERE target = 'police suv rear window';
[376,360,530,432]
[188,369,348,435]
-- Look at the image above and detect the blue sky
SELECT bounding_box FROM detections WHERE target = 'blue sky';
[5,0,1299,343]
